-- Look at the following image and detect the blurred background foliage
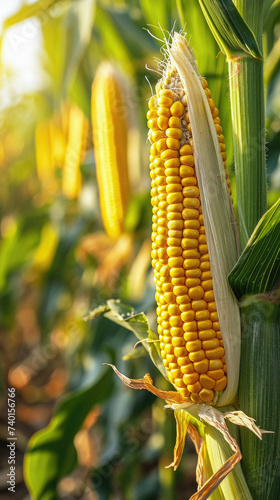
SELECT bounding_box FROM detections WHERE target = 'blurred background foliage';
[0,0,279,499]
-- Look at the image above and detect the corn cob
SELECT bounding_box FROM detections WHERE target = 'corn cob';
[91,63,130,240]
[49,102,70,169]
[148,68,232,404]
[35,121,54,181]
[62,104,88,200]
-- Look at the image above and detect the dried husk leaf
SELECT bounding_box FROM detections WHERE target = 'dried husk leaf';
[166,409,191,471]
[104,363,184,404]
[107,364,265,499]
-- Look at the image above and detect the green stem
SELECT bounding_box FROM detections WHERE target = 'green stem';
[228,58,267,250]
[228,1,267,250]
[239,301,280,500]
[228,4,279,500]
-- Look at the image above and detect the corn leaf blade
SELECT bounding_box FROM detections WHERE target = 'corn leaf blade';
[229,198,280,300]
[85,300,169,381]
[42,0,95,97]
[197,0,262,59]
[1,0,60,32]
[140,0,175,32]
[24,367,113,500]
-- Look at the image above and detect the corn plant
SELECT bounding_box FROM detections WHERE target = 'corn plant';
[5,0,277,498]
[87,2,280,499]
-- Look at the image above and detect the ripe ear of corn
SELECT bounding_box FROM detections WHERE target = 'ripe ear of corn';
[148,34,240,406]
[62,104,88,200]
[49,103,70,169]
[35,121,55,182]
[91,62,130,240]
[35,101,87,198]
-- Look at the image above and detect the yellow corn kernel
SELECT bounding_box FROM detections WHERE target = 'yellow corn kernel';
[185,278,200,287]
[170,101,184,117]
[199,329,216,340]
[200,373,215,389]
[158,106,171,117]
[194,358,209,373]
[182,320,197,332]
[209,359,223,370]
[166,128,183,140]
[161,149,178,160]
[183,259,200,269]
[166,138,181,150]
[169,116,181,128]
[187,380,202,394]
[199,388,214,402]
[157,138,168,153]
[181,155,195,166]
[188,286,204,300]
[181,177,197,187]
[202,338,220,350]
[181,362,194,374]
[186,339,202,352]
[204,290,215,302]
[207,368,225,380]
[170,368,182,379]
[182,208,199,220]
[195,310,210,321]
[191,393,202,403]
[158,95,173,107]
[214,376,227,391]
[152,130,166,142]
[174,377,187,388]
[171,327,184,337]
[172,337,185,347]
[177,355,190,367]
[184,331,198,341]
[180,165,195,177]
[183,372,199,385]
[189,350,205,362]
[206,347,225,360]
[160,89,175,99]
[178,387,190,397]
[158,115,169,130]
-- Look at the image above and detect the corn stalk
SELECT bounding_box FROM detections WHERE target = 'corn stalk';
[228,2,280,499]
[196,0,280,498]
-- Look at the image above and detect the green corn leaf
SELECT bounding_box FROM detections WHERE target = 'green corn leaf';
[140,0,176,32]
[0,0,61,32]
[229,197,280,300]
[92,4,157,77]
[85,300,169,381]
[24,367,113,500]
[123,344,147,360]
[42,0,96,99]
[197,0,262,59]
[0,211,48,292]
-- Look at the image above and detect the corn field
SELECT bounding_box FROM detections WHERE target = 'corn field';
[0,1,280,499]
